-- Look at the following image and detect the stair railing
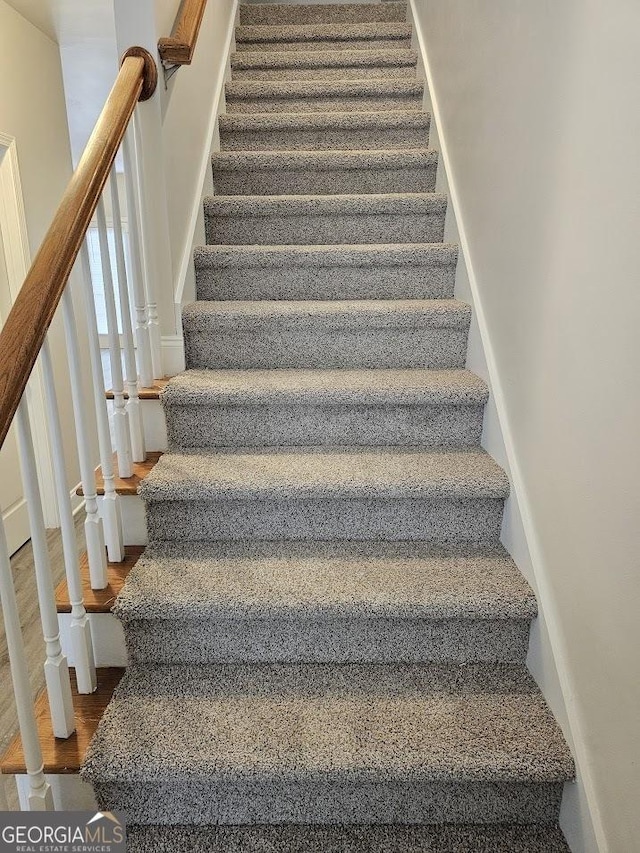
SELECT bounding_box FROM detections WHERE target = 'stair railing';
[0,0,209,809]
[0,46,158,811]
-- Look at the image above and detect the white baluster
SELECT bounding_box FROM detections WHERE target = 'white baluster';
[61,289,108,589]
[96,197,133,479]
[123,128,153,389]
[0,520,53,809]
[109,166,146,463]
[41,340,97,694]
[131,116,163,380]
[76,249,125,566]
[15,399,75,740]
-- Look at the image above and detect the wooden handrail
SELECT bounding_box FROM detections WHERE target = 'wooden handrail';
[0,47,157,451]
[158,0,208,66]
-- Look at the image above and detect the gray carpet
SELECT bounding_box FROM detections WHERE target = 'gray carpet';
[82,664,572,823]
[84,1,574,847]
[126,824,571,852]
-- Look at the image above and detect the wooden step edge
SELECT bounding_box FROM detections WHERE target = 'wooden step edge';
[76,451,163,497]
[105,377,169,401]
[55,546,144,614]
[1,669,124,775]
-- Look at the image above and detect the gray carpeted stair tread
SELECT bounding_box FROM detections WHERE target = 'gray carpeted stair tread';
[194,242,455,269]
[182,298,469,330]
[204,193,447,245]
[226,78,424,100]
[194,243,456,300]
[162,368,486,449]
[225,78,424,113]
[212,149,437,172]
[205,192,446,217]
[114,540,536,622]
[182,299,468,369]
[162,367,488,407]
[138,447,510,502]
[82,663,573,785]
[235,22,413,53]
[211,150,437,195]
[232,48,417,67]
[230,48,418,79]
[239,3,408,26]
[126,823,572,852]
[218,110,431,150]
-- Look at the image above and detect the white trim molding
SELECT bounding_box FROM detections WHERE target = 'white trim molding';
[0,133,57,527]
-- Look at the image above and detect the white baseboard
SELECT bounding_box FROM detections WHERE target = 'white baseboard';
[161,334,186,377]
[141,399,168,452]
[13,773,97,811]
[59,612,127,668]
[97,494,147,547]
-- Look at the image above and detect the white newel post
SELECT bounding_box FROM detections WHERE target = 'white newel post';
[0,520,53,809]
[96,197,133,479]
[77,248,125,566]
[109,166,146,463]
[15,399,75,740]
[40,340,97,694]
[61,285,113,584]
[123,129,154,389]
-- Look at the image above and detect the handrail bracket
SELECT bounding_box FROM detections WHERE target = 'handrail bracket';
[161,58,181,87]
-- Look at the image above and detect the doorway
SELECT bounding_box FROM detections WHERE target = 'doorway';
[0,133,56,555]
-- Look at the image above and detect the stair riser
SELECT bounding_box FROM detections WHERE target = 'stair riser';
[235,38,412,52]
[231,66,416,81]
[94,779,564,825]
[165,403,484,448]
[125,824,572,852]
[195,264,455,300]
[124,617,530,665]
[212,165,436,196]
[220,125,430,151]
[205,211,445,245]
[226,94,423,113]
[145,497,504,542]
[184,328,468,370]
[240,6,408,25]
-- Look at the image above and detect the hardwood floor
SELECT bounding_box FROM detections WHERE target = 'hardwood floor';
[76,451,162,496]
[55,546,142,613]
[0,511,85,807]
[2,668,123,775]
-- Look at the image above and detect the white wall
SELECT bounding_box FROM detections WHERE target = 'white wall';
[411,1,640,851]
[0,0,97,500]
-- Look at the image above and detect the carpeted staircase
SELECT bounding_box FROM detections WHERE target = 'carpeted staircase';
[82,3,575,849]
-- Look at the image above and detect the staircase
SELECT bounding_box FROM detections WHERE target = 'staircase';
[81,3,574,849]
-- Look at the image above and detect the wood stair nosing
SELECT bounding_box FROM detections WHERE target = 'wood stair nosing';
[105,377,169,401]
[75,451,163,497]
[0,669,124,775]
[55,546,144,614]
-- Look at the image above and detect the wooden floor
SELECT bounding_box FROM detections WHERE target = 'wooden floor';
[0,514,84,806]
[55,547,143,613]
[106,377,168,400]
[76,451,162,496]
[1,668,123,774]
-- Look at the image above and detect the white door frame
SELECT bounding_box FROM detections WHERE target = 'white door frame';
[0,132,58,527]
